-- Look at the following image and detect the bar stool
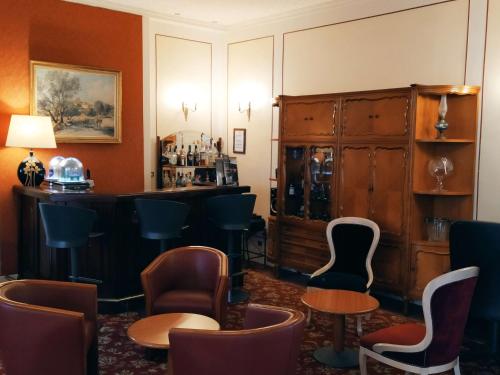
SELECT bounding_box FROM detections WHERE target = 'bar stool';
[134,199,190,253]
[206,194,256,304]
[39,203,100,283]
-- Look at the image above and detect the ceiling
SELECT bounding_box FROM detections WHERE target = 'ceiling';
[68,0,344,28]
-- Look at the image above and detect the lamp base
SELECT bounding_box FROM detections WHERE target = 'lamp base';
[17,151,45,187]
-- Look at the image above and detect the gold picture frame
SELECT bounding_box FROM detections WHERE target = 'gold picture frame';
[30,60,122,143]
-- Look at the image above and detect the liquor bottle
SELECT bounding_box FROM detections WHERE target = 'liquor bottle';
[193,145,199,166]
[186,172,193,187]
[187,145,193,166]
[181,173,188,187]
[179,145,186,166]
[170,146,178,166]
[199,144,207,166]
[288,183,295,196]
[176,172,182,187]
[207,143,214,166]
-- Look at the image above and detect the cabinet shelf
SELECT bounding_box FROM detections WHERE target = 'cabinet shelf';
[415,138,474,144]
[413,190,473,196]
[412,240,449,248]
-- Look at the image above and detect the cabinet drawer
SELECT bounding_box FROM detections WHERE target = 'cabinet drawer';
[284,100,337,138]
[342,93,410,137]
[409,243,450,299]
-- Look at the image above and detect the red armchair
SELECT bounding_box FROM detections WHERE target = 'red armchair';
[141,246,229,323]
[0,279,98,375]
[168,304,306,375]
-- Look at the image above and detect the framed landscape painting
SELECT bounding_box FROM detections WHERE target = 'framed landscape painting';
[30,61,122,143]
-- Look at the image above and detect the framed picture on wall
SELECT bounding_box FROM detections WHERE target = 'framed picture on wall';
[233,128,246,154]
[30,60,122,143]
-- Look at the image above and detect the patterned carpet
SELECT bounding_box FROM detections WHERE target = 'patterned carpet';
[1,268,499,374]
[94,268,500,375]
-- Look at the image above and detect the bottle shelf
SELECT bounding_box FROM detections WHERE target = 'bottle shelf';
[415,138,474,144]
[162,165,215,169]
[413,190,473,196]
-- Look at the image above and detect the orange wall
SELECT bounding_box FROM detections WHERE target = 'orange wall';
[0,0,144,274]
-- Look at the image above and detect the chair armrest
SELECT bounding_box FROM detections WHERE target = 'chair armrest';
[141,253,174,315]
[20,280,97,321]
[243,303,293,330]
[214,274,229,323]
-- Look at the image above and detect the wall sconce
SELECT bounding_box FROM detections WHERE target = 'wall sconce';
[238,101,251,121]
[181,101,197,122]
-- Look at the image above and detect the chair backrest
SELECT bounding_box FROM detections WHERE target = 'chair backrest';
[325,217,380,287]
[0,280,89,375]
[39,203,97,248]
[206,194,256,230]
[450,220,500,320]
[134,199,190,240]
[169,304,305,375]
[421,266,479,366]
[142,246,227,292]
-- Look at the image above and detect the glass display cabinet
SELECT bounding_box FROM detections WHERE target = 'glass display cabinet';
[309,146,334,221]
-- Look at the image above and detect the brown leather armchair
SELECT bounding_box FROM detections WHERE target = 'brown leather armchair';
[0,279,98,375]
[168,304,306,375]
[141,246,228,323]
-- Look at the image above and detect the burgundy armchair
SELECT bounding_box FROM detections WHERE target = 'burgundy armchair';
[0,279,98,375]
[141,246,229,323]
[359,266,479,375]
[168,304,306,375]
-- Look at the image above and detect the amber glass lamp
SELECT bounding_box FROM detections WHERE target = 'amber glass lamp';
[5,115,57,187]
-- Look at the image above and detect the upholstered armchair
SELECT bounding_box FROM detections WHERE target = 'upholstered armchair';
[359,266,479,375]
[0,279,98,375]
[141,246,229,323]
[168,304,306,375]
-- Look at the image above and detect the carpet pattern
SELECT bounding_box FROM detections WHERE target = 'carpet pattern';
[2,269,499,374]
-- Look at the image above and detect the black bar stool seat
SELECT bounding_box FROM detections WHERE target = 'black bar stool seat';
[134,199,190,253]
[39,203,100,284]
[206,194,256,304]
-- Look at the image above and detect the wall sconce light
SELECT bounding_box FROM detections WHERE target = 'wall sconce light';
[181,101,197,122]
[238,101,251,121]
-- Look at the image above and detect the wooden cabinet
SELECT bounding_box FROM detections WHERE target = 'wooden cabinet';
[342,92,411,137]
[283,97,338,139]
[275,85,479,301]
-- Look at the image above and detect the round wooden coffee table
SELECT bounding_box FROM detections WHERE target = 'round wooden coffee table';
[301,289,379,368]
[127,313,220,349]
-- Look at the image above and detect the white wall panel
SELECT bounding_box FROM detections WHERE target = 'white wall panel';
[477,1,500,221]
[156,35,212,138]
[283,0,469,95]
[228,37,274,218]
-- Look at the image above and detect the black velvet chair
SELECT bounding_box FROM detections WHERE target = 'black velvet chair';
[39,203,99,283]
[134,199,190,253]
[307,217,380,334]
[206,194,256,303]
[450,220,500,352]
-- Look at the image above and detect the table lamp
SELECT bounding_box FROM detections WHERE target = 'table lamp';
[5,115,57,187]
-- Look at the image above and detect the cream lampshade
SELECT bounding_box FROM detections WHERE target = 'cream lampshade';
[5,115,57,186]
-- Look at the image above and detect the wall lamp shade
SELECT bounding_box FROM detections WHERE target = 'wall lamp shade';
[5,115,57,187]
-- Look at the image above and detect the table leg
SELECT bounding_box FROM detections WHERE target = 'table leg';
[313,314,359,368]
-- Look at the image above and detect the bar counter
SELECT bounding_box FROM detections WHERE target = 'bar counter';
[14,184,250,310]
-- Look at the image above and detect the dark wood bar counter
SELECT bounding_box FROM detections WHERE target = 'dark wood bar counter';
[14,184,250,310]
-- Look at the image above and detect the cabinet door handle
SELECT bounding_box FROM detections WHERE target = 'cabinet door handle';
[304,117,308,121]
[375,114,379,119]
[368,114,373,119]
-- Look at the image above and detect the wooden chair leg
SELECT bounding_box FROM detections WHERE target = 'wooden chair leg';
[87,336,99,375]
